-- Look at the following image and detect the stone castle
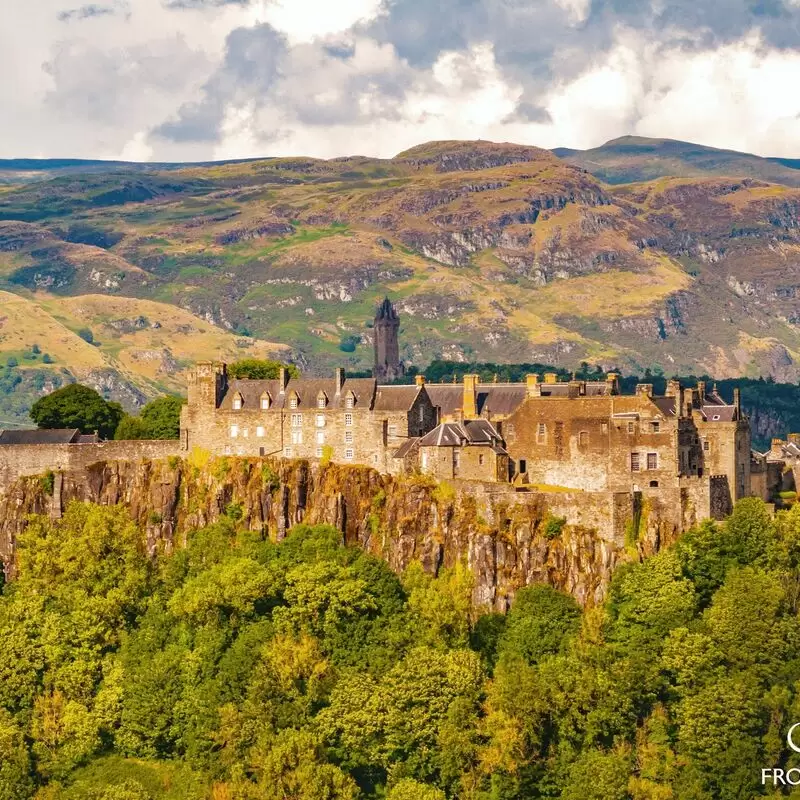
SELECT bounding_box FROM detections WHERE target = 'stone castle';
[178,298,752,521]
[0,297,789,532]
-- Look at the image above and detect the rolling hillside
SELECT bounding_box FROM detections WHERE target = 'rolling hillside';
[1,137,800,424]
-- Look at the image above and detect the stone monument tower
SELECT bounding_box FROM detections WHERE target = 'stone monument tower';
[373,297,405,383]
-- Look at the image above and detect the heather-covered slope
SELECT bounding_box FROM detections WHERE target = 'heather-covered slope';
[2,138,800,422]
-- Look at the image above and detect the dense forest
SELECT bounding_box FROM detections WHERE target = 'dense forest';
[2,498,800,798]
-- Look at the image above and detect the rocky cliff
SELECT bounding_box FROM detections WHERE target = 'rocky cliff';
[0,455,687,608]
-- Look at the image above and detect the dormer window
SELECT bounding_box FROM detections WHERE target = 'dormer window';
[232,392,243,410]
[289,392,299,409]
[317,391,328,409]
[260,392,271,410]
[345,391,355,409]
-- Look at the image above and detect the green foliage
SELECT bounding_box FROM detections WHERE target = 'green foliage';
[339,335,359,353]
[4,496,800,799]
[40,469,56,496]
[77,328,95,345]
[227,359,300,380]
[542,514,566,539]
[115,397,184,441]
[30,384,124,439]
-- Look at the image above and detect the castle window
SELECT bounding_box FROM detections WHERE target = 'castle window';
[630,452,641,471]
[388,424,398,437]
[291,430,303,445]
[579,431,588,447]
[652,421,660,433]
[230,425,239,438]
[284,447,293,458]
[421,451,429,470]
[289,393,299,409]
[601,422,608,434]
[419,407,424,423]
[536,423,546,444]
[256,426,265,438]
[345,448,354,460]
[345,413,353,426]
[316,446,324,458]
[232,393,243,410]
[647,453,658,470]
[345,430,354,444]
[649,480,659,488]
[291,413,302,427]
[316,414,325,428]
[345,392,355,409]
[316,431,325,445]
[317,392,327,409]
[373,454,379,464]
[261,393,271,410]
[479,453,485,466]
[703,440,710,451]
[627,421,635,434]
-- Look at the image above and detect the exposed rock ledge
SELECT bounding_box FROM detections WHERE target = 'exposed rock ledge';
[0,457,684,609]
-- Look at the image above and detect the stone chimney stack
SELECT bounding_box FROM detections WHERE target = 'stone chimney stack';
[733,387,741,414]
[415,375,426,387]
[279,367,289,394]
[335,367,346,395]
[526,374,540,397]
[463,374,479,418]
[544,372,558,384]
[606,373,620,395]
[697,380,706,404]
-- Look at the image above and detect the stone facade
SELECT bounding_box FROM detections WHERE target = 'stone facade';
[180,363,437,474]
[373,297,405,383]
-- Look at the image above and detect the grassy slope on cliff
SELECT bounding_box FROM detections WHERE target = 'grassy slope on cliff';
[0,497,797,799]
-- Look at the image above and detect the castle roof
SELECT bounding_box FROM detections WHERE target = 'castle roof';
[419,419,505,449]
[220,377,377,411]
[373,384,425,412]
[425,383,528,417]
[0,428,84,445]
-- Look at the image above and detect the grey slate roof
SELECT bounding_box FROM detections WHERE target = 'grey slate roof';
[418,419,505,449]
[425,384,528,417]
[373,385,424,412]
[0,428,82,445]
[220,377,377,411]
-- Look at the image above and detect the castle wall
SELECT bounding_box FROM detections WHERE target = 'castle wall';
[0,440,182,491]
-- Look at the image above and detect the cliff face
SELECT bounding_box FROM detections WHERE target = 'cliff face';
[0,456,682,608]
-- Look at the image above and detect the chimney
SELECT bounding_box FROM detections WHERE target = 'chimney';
[697,380,706,404]
[568,380,581,398]
[544,372,558,384]
[463,374,479,418]
[665,379,681,398]
[788,433,800,446]
[279,367,289,394]
[636,383,653,398]
[526,373,540,397]
[335,367,346,394]
[733,387,741,414]
[606,373,620,395]
[415,374,426,387]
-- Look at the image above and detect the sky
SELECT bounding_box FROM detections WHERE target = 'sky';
[2,0,800,162]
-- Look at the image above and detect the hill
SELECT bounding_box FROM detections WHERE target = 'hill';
[554,135,800,186]
[2,137,800,423]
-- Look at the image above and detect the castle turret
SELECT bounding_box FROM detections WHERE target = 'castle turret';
[373,297,405,383]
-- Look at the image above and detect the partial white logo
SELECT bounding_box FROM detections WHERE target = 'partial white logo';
[789,723,800,754]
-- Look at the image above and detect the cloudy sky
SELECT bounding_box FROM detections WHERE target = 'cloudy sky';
[2,0,800,161]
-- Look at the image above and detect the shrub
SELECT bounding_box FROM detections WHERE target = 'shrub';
[543,515,567,539]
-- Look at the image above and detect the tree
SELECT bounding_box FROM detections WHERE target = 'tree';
[227,360,300,380]
[140,396,184,439]
[115,397,184,441]
[387,779,445,800]
[30,384,124,439]
[77,328,94,344]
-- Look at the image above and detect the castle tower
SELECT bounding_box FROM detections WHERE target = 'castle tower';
[373,297,404,383]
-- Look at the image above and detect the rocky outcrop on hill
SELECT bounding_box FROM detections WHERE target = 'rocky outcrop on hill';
[0,456,680,609]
